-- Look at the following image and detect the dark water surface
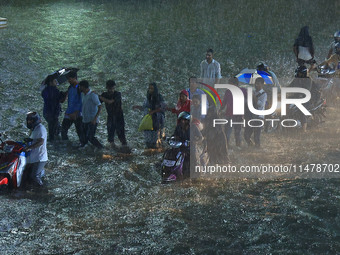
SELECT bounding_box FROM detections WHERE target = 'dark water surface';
[0,0,339,254]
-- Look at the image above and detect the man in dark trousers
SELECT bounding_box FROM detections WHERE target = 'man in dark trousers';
[61,71,84,145]
[41,76,67,142]
[220,77,247,147]
[244,77,267,147]
[79,80,103,149]
[99,80,128,148]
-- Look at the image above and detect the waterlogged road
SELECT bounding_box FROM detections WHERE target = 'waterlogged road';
[1,173,339,254]
[0,0,339,254]
[1,107,340,254]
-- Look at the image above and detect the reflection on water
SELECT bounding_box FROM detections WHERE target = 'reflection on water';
[0,0,339,254]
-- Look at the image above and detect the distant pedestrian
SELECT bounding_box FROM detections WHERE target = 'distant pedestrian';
[187,77,205,99]
[203,107,229,165]
[61,71,84,144]
[79,80,103,149]
[321,42,340,76]
[220,77,246,147]
[167,90,191,119]
[41,76,67,141]
[133,83,166,149]
[327,30,340,59]
[24,112,48,186]
[191,94,205,123]
[200,48,222,85]
[187,76,209,110]
[293,26,315,66]
[99,80,128,148]
[244,77,267,147]
[200,49,222,107]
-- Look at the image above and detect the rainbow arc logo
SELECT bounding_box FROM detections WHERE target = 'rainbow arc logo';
[198,82,222,107]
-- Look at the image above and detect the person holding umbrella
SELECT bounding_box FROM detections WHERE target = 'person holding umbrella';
[41,75,67,142]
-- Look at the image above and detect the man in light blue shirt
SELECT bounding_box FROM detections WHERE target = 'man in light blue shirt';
[79,80,103,149]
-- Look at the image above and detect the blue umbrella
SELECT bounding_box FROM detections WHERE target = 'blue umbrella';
[236,69,273,85]
[236,72,252,84]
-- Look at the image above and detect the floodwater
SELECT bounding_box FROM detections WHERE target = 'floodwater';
[0,0,339,254]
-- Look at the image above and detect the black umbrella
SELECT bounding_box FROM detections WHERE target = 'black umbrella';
[40,67,79,89]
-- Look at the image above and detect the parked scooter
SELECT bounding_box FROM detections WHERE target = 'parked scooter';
[161,137,190,183]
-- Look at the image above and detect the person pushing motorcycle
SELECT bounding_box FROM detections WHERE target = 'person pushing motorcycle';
[321,42,340,78]
[24,112,48,186]
[288,66,321,132]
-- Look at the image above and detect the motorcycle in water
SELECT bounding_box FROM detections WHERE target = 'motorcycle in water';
[161,137,190,184]
[308,98,327,126]
[284,98,327,131]
[316,66,339,105]
[0,134,28,189]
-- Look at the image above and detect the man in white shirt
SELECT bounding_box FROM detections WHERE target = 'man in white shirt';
[200,49,222,85]
[79,80,103,149]
[24,112,48,186]
[244,78,267,147]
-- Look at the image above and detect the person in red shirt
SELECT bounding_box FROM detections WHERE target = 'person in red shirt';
[168,90,191,117]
